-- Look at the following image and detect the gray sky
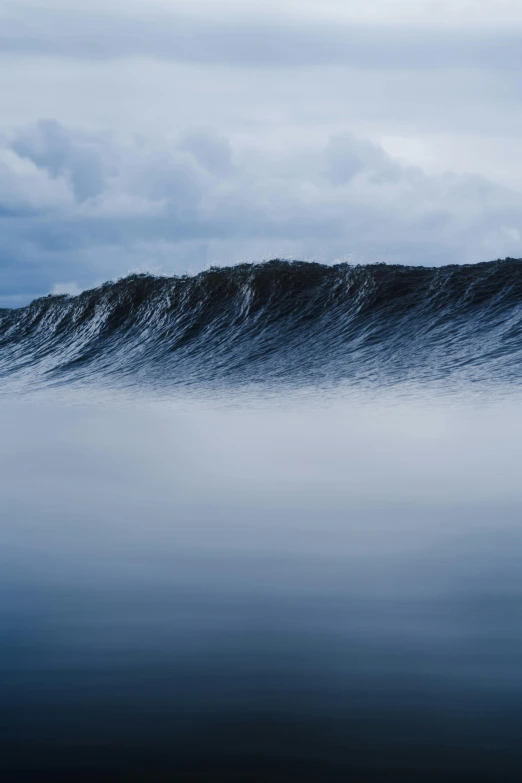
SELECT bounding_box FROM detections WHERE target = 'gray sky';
[2,0,522,305]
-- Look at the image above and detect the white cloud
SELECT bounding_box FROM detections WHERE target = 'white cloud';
[2,5,521,69]
[1,0,522,306]
[0,144,74,213]
[1,120,522,307]
[8,1,522,29]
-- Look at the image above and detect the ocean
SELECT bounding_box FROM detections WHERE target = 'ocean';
[2,259,522,781]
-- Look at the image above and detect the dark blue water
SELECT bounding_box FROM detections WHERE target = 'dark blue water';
[3,258,522,393]
[3,261,522,781]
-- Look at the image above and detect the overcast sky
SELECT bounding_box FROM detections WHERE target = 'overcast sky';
[2,0,522,305]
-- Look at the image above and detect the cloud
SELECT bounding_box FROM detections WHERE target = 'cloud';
[0,1,520,311]
[178,131,234,178]
[325,134,404,185]
[2,4,522,70]
[2,1,522,196]
[10,119,108,201]
[1,119,522,306]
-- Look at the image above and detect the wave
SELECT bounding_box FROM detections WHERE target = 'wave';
[2,258,522,392]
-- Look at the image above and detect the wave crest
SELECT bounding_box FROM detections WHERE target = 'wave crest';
[2,258,522,391]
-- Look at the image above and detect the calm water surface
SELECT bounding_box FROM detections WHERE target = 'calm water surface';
[2,389,522,781]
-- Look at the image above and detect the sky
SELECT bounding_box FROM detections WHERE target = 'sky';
[2,0,522,306]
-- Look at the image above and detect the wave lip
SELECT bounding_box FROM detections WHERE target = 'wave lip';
[2,258,522,391]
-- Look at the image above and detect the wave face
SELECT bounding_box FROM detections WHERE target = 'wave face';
[2,258,522,392]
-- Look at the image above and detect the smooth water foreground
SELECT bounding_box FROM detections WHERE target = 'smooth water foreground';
[2,388,522,782]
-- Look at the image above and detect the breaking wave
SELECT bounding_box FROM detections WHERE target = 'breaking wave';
[2,258,522,393]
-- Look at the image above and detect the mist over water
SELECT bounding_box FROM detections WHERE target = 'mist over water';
[3,261,522,781]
